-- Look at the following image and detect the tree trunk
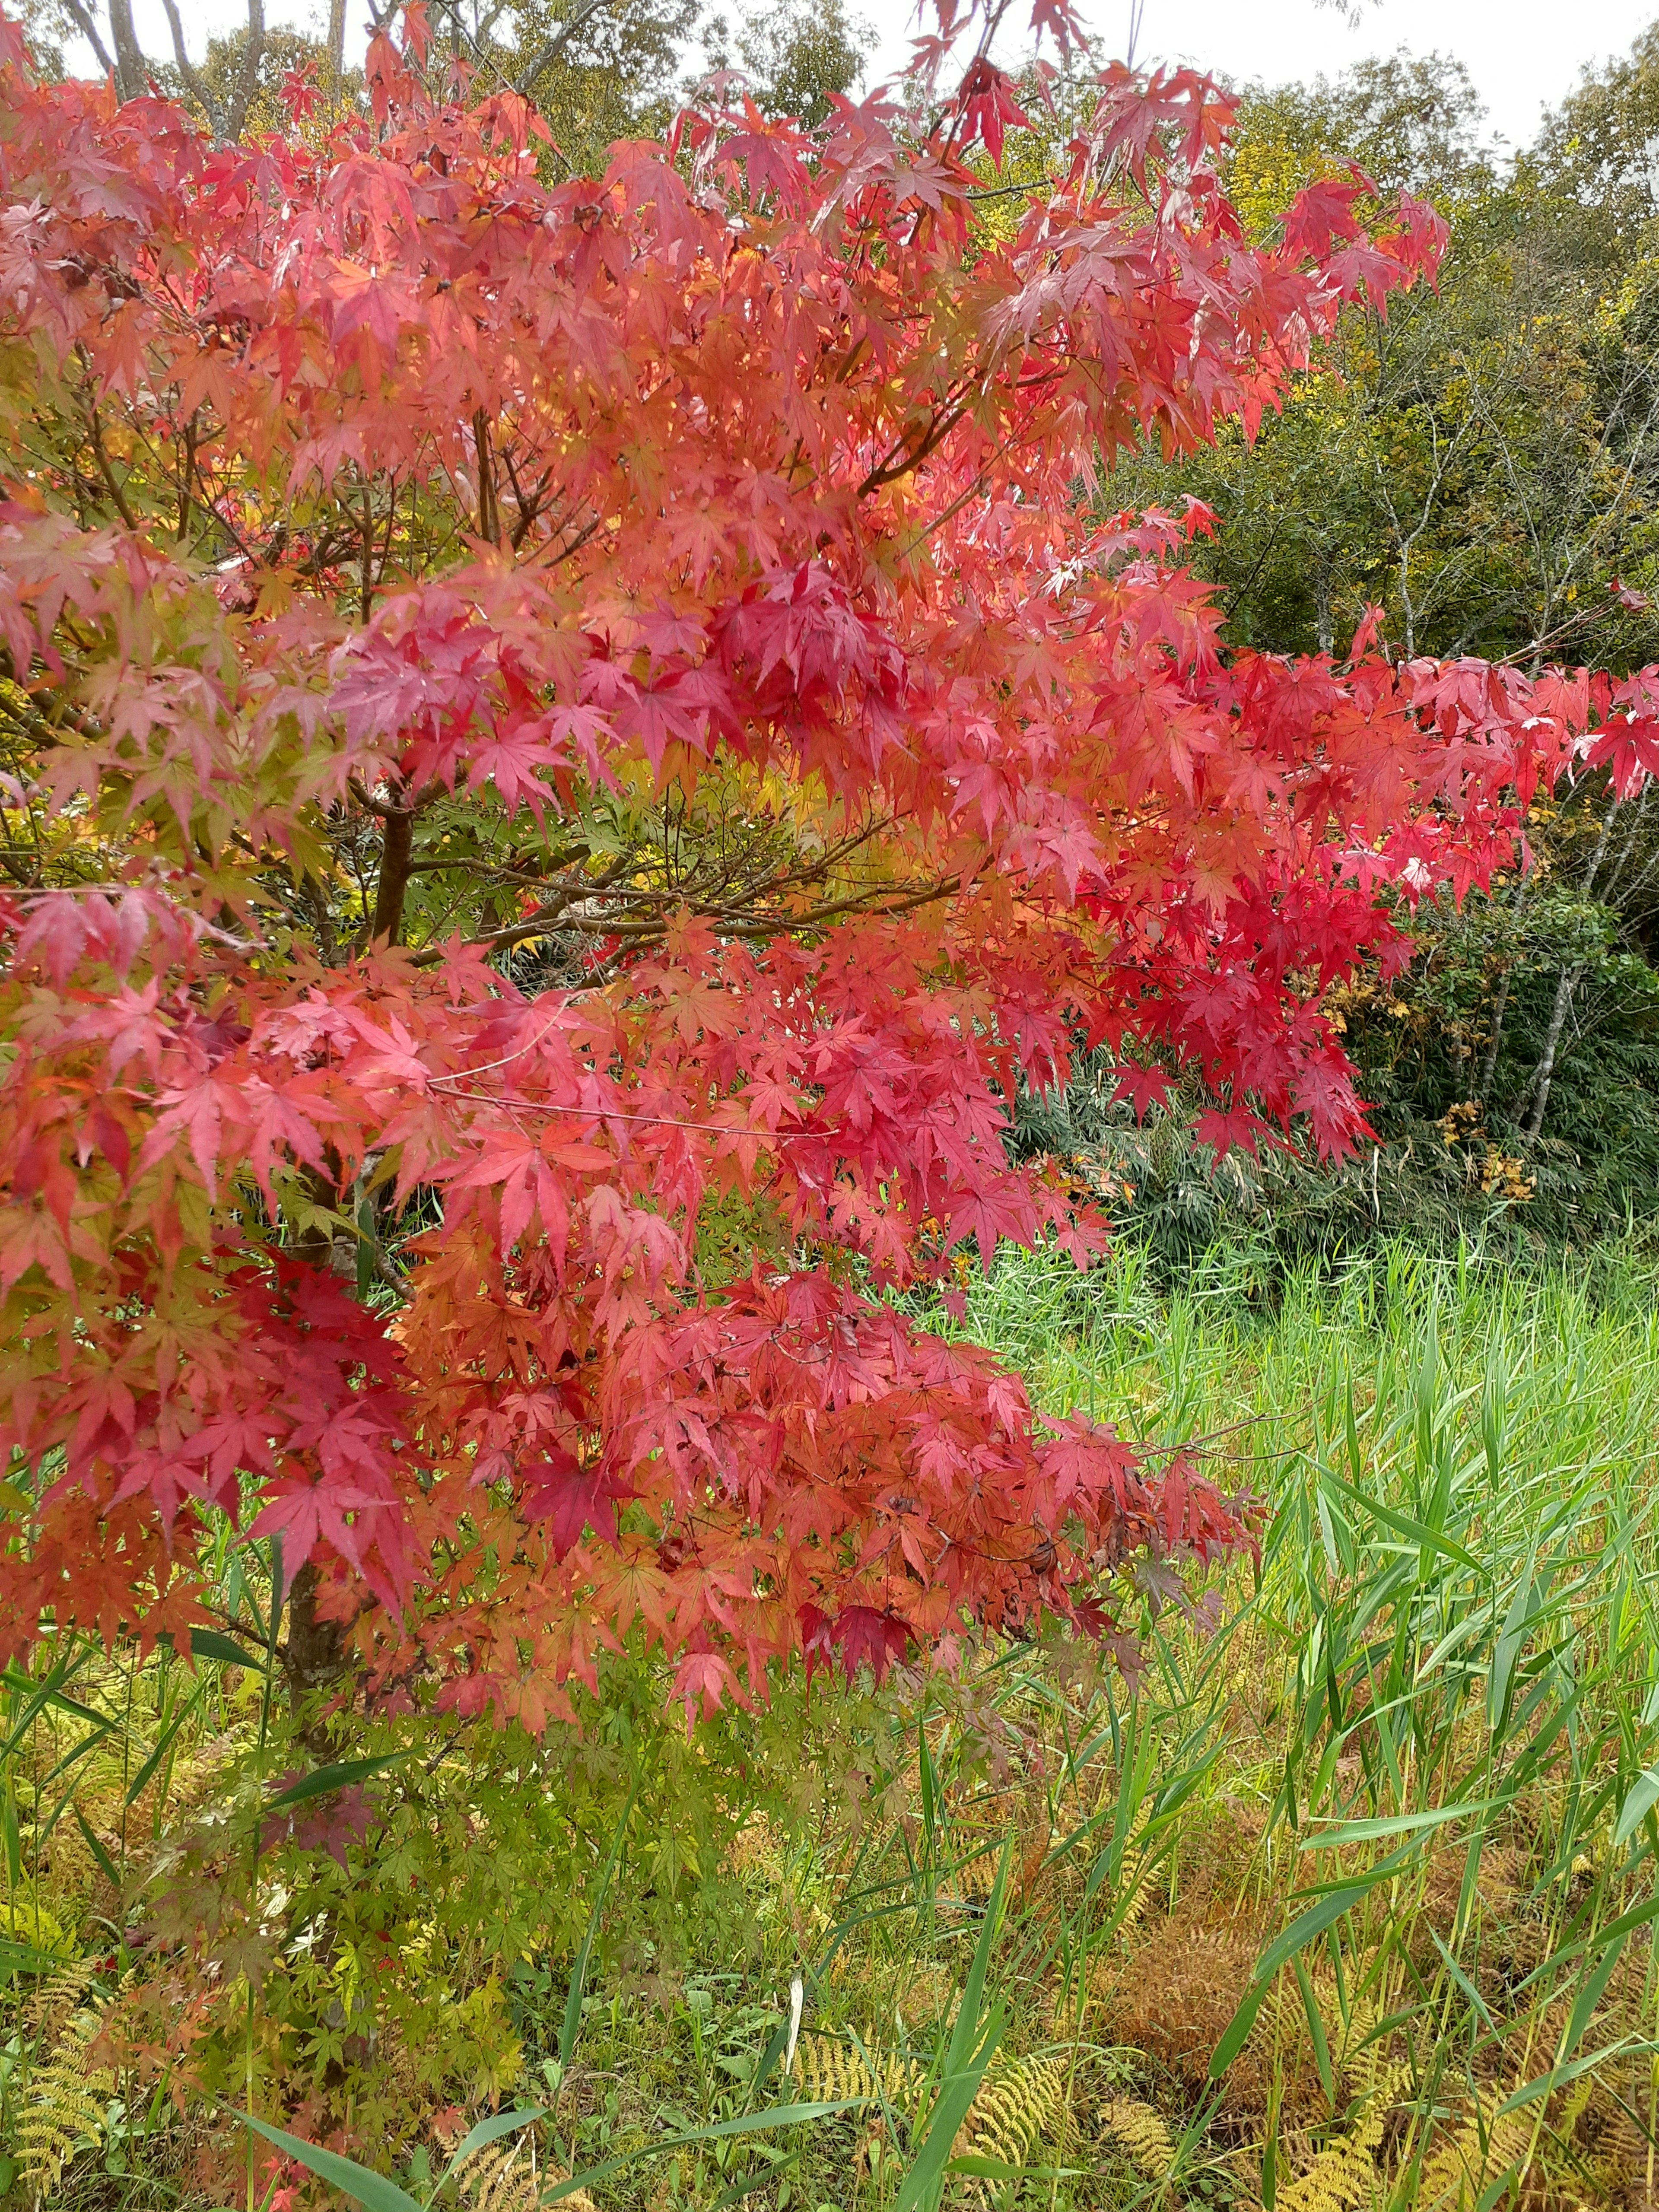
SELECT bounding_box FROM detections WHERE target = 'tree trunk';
[1478,867,1534,1107]
[285,1201,362,1733]
[226,0,266,139]
[1476,966,1509,1106]
[1522,962,1581,1141]
[327,0,346,73]
[372,803,414,944]
[1518,791,1620,1138]
[161,0,226,136]
[281,1559,360,1748]
[1314,554,1334,658]
[105,0,146,100]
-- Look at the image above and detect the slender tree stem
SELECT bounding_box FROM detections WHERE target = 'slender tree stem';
[1522,962,1582,1141]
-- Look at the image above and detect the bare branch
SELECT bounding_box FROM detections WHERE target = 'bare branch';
[57,0,115,78]
[226,0,267,140]
[160,0,226,138]
[513,0,606,92]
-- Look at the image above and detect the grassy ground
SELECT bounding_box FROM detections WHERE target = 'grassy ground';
[6,1234,1659,2210]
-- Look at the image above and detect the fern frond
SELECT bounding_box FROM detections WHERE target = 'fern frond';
[960,2053,1067,2169]
[16,1994,114,2198]
[794,2031,1069,2191]
[1263,2053,1405,2212]
[1100,2098,1176,2178]
[792,2031,925,2117]
[1106,1796,1157,1942]
[1414,2072,1591,2211]
[25,1962,94,2040]
[459,2140,593,2212]
[1269,2123,1382,2212]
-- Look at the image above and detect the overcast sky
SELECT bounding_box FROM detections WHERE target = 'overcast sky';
[860,0,1659,153]
[69,0,1659,156]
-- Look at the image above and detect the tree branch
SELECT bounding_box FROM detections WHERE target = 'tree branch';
[513,0,606,92]
[160,0,226,136]
[226,0,267,141]
[57,0,115,78]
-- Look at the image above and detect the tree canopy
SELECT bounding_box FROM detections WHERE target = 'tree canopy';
[2,0,1655,1726]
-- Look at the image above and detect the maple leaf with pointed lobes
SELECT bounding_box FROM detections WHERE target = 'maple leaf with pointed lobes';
[520,1450,629,1561]
[801,1603,910,1685]
[1113,1065,1173,1121]
[956,58,1029,168]
[1586,718,1659,800]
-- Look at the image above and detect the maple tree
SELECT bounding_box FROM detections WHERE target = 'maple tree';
[1,0,1654,1731]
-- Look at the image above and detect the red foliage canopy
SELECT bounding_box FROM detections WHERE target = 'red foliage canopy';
[0,0,1648,1723]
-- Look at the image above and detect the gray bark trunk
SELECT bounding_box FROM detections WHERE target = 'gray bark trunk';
[1522,962,1581,1141]
[105,0,146,99]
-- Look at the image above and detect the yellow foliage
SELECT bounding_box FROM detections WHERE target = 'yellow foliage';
[15,1969,127,2199]
[1100,2097,1176,2178]
[459,2139,594,2212]
[792,2031,925,2117]
[793,2032,1070,2188]
[1268,2115,1386,2212]
[2,1886,76,1960]
[959,2052,1067,2169]
[1413,2086,1542,2209]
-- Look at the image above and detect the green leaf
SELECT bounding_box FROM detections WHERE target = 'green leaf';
[1614,1769,1659,1849]
[43,1718,118,1787]
[947,2159,1082,2182]
[1,1657,104,1748]
[945,1840,1008,2077]
[918,1721,939,1856]
[1494,2034,1651,2117]
[434,2106,545,2201]
[239,2114,423,2212]
[72,1802,119,1889]
[0,1934,70,1979]
[1562,1928,1630,2061]
[890,2015,1007,2212]
[1293,1953,1335,2107]
[889,1843,1011,2212]
[1302,1800,1490,1850]
[124,1684,204,1810]
[538,2101,861,2202]
[158,1628,260,1670]
[560,1778,638,2072]
[1487,1550,1539,1731]
[1210,1878,1380,2080]
[1559,1888,1659,1961]
[1427,1928,1496,2034]
[264,1752,409,1813]
[1321,1469,1484,1577]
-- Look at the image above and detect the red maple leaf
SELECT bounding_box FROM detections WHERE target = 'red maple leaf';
[520,1451,628,1561]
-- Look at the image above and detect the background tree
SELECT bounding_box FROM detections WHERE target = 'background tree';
[699,0,873,128]
[996,29,1659,1263]
[428,0,698,172]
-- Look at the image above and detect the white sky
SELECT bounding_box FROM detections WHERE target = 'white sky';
[67,0,1659,156]
[860,0,1659,154]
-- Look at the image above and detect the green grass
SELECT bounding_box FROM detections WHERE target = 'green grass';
[9,1233,1659,2210]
